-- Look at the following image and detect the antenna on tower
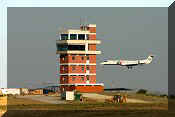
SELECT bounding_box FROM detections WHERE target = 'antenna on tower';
[82,17,85,30]
[84,16,88,30]
[84,16,87,25]
[80,17,89,30]
[80,17,82,26]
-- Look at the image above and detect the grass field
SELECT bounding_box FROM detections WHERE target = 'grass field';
[7,96,49,105]
[1,93,173,117]
[3,110,173,117]
[98,92,168,103]
[0,96,7,117]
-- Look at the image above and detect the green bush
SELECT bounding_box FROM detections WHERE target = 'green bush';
[160,94,167,98]
[136,89,148,94]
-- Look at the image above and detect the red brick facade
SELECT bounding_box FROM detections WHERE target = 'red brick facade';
[60,85,103,93]
[58,24,104,93]
[60,55,97,63]
[88,34,96,40]
[60,65,96,74]
[75,85,103,93]
[88,44,96,51]
[60,75,96,84]
[88,27,96,33]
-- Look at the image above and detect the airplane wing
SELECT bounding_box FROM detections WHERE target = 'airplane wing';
[121,60,138,66]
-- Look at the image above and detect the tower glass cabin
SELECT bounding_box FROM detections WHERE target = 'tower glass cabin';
[56,24,104,93]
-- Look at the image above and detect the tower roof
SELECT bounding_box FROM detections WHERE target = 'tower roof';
[59,29,90,34]
[87,24,96,27]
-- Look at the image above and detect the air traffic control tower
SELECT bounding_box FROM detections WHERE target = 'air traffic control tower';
[56,24,104,93]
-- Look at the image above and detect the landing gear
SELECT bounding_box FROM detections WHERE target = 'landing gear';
[127,66,132,69]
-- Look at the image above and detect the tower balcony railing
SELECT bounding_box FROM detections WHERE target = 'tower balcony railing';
[56,40,101,44]
[56,50,101,55]
[59,83,104,86]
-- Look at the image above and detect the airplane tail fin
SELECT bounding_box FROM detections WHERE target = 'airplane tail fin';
[146,55,154,64]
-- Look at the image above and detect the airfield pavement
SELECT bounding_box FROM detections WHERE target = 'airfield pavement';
[17,95,66,104]
[15,93,151,104]
[82,93,150,103]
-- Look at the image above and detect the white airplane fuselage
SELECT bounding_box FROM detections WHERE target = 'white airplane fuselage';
[101,55,154,69]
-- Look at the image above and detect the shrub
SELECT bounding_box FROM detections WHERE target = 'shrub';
[160,94,167,98]
[136,89,148,94]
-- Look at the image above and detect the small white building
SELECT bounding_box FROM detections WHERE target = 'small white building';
[0,88,20,95]
[66,91,74,100]
[20,88,29,95]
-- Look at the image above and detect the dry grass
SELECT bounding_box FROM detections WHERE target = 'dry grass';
[0,96,7,105]
[6,96,168,111]
[98,92,168,104]
[3,110,172,117]
[7,96,49,106]
[0,96,7,117]
[2,95,170,117]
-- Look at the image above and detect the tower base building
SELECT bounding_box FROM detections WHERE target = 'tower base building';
[56,24,104,93]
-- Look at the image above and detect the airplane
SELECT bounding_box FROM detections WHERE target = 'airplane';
[100,55,154,69]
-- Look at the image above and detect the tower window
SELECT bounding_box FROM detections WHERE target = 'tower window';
[70,34,77,40]
[63,66,68,71]
[87,55,89,60]
[81,56,84,60]
[64,56,67,61]
[62,66,65,71]
[72,56,75,60]
[78,34,85,40]
[62,56,67,61]
[72,66,76,71]
[86,34,89,40]
[61,34,68,40]
[81,65,84,71]
[86,65,89,70]
[86,75,89,80]
[57,44,85,51]
[81,76,84,81]
[60,54,67,61]
[72,77,75,81]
